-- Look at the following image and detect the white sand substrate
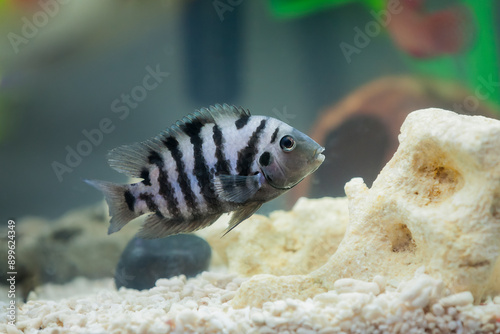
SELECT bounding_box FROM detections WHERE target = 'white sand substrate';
[1,269,500,334]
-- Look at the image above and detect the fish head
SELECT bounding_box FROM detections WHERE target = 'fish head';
[258,124,325,190]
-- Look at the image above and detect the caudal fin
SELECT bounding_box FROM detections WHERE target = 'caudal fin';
[85,179,138,234]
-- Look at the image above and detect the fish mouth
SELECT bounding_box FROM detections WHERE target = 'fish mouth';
[305,146,325,177]
[311,146,325,163]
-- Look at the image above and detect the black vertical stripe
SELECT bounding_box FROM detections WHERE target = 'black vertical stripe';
[235,115,250,129]
[212,124,231,175]
[158,166,180,217]
[180,120,219,210]
[148,150,180,217]
[237,119,267,176]
[270,127,279,144]
[138,193,164,218]
[163,136,198,212]
[140,169,151,186]
[148,151,164,168]
[124,190,135,212]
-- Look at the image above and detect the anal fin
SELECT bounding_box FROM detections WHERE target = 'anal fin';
[137,213,222,239]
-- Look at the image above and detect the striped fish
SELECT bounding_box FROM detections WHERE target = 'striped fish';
[87,104,325,238]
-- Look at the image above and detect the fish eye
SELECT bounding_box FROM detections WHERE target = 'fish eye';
[280,135,296,152]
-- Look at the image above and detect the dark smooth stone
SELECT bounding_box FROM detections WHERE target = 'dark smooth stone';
[115,234,211,290]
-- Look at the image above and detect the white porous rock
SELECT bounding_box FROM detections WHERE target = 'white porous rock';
[196,197,349,276]
[231,108,500,308]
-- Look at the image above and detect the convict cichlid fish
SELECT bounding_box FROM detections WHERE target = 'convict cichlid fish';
[87,104,325,238]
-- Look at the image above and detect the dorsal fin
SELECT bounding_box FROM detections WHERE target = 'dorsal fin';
[198,104,251,123]
[107,104,250,178]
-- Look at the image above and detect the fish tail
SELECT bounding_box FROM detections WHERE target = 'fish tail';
[85,179,138,234]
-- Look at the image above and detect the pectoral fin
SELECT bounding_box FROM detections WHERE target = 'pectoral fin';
[213,174,262,203]
[223,202,263,236]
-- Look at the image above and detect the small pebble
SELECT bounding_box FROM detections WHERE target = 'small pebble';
[431,303,445,316]
[221,291,236,303]
[410,286,432,309]
[481,323,495,332]
[440,292,474,307]
[5,325,20,334]
[465,319,480,331]
[176,309,198,326]
[425,312,435,322]
[272,300,287,315]
[251,312,265,325]
[314,291,339,304]
[334,278,380,295]
[259,325,276,334]
[362,304,384,321]
[115,234,211,290]
[447,307,457,317]
[373,275,386,292]
[448,321,458,331]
